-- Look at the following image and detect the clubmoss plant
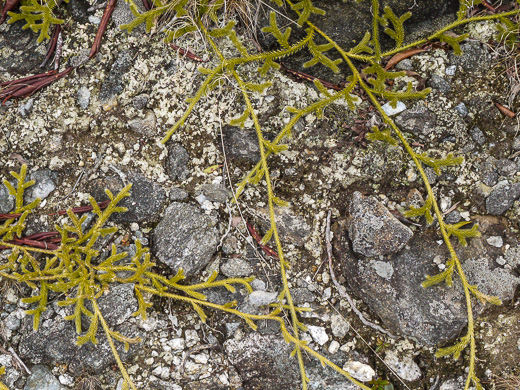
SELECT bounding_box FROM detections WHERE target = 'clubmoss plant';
[2,0,520,389]
[127,0,516,389]
[0,165,372,390]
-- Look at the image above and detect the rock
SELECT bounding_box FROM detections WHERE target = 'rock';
[248,291,278,306]
[383,351,421,382]
[91,171,166,223]
[112,0,144,29]
[69,49,90,68]
[347,191,413,257]
[439,377,465,390]
[479,161,499,187]
[152,202,219,276]
[220,258,253,278]
[132,94,150,110]
[166,144,190,181]
[328,340,340,354]
[169,187,188,201]
[67,0,89,23]
[330,313,349,339]
[18,315,142,375]
[128,110,157,137]
[148,376,183,390]
[486,236,503,248]
[24,364,64,390]
[291,287,315,305]
[99,51,133,102]
[450,41,492,72]
[307,325,329,346]
[454,102,468,118]
[17,98,34,117]
[485,181,520,215]
[381,101,406,116]
[224,333,357,390]
[427,74,451,93]
[94,283,138,327]
[342,361,375,382]
[77,86,90,109]
[0,22,42,73]
[339,226,520,345]
[395,59,413,70]
[513,135,520,150]
[496,159,517,177]
[25,169,58,204]
[469,127,485,145]
[198,183,230,204]
[0,183,15,213]
[5,312,21,330]
[394,105,437,136]
[462,257,519,302]
[257,207,311,247]
[444,210,461,224]
[221,125,260,165]
[258,0,458,82]
[68,322,142,375]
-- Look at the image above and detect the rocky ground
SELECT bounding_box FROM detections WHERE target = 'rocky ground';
[0,0,520,389]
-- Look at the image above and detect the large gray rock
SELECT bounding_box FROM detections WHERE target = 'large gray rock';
[24,365,65,390]
[347,191,413,257]
[90,171,166,224]
[485,181,520,215]
[152,202,219,276]
[224,333,358,390]
[18,315,143,376]
[339,220,520,345]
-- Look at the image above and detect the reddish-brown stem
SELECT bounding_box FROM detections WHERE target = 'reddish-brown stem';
[0,0,20,24]
[279,62,343,91]
[142,0,152,11]
[48,199,110,216]
[169,44,208,63]
[89,0,117,59]
[246,222,279,259]
[2,67,73,103]
[0,69,57,88]
[0,213,22,220]
[40,25,61,68]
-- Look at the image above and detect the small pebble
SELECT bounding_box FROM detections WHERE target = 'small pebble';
[89,15,101,24]
[343,361,376,382]
[248,291,278,306]
[77,86,90,109]
[381,101,406,116]
[328,340,340,354]
[486,236,503,248]
[307,325,329,346]
[445,65,457,76]
[454,102,468,118]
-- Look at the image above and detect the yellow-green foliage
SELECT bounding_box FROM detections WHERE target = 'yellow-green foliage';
[127,1,516,389]
[6,0,67,43]
[0,165,370,390]
[4,0,520,389]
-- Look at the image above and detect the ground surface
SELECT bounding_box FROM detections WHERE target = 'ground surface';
[0,2,520,390]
